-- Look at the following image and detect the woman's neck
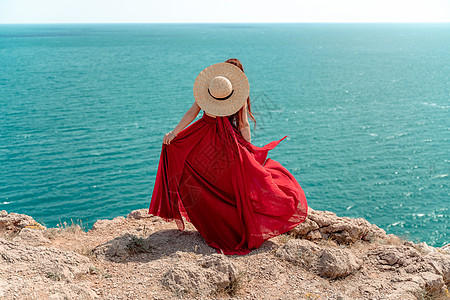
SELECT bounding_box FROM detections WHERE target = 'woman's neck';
[204,111,217,118]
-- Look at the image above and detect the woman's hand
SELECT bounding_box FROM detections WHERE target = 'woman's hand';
[163,131,177,145]
[162,101,199,146]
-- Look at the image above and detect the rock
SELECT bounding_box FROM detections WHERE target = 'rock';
[168,250,196,260]
[419,272,445,295]
[287,218,319,236]
[68,282,99,299]
[0,278,9,297]
[366,245,425,272]
[373,246,407,266]
[439,243,450,255]
[392,272,446,298]
[275,239,322,267]
[161,261,212,295]
[2,207,450,299]
[415,241,440,255]
[319,215,386,244]
[0,238,94,281]
[0,210,46,233]
[424,252,450,285]
[307,208,338,227]
[127,209,154,219]
[317,247,362,279]
[12,227,51,246]
[306,230,323,240]
[197,253,239,282]
[161,253,239,296]
[91,216,126,231]
[92,233,151,262]
[404,262,436,275]
[289,207,387,244]
[5,281,99,300]
[276,239,362,279]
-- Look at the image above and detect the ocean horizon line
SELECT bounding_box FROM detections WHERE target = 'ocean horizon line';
[1,21,450,25]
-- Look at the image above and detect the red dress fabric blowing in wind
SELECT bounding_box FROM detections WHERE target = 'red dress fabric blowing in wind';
[149,110,308,255]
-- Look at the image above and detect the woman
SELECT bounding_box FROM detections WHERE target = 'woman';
[149,58,308,255]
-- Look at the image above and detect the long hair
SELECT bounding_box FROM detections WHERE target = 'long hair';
[224,58,257,132]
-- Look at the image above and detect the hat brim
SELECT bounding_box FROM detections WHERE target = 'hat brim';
[193,62,250,117]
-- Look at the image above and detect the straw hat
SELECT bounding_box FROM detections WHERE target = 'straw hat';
[193,62,250,117]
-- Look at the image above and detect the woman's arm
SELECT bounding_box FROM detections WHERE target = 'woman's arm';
[172,101,201,135]
[163,101,201,145]
[239,101,251,143]
[240,124,251,143]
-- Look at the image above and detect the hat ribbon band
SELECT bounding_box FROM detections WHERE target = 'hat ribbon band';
[207,88,234,101]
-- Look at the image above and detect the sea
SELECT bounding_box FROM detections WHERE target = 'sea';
[0,23,448,247]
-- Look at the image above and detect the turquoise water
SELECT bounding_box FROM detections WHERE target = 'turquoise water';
[0,23,448,247]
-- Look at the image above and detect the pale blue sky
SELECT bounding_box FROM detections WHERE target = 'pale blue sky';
[1,0,449,23]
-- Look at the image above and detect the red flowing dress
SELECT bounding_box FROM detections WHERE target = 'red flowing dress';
[148,110,308,255]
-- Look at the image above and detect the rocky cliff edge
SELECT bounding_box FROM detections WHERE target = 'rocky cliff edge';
[0,207,449,300]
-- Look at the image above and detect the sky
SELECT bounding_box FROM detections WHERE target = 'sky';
[0,0,449,23]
